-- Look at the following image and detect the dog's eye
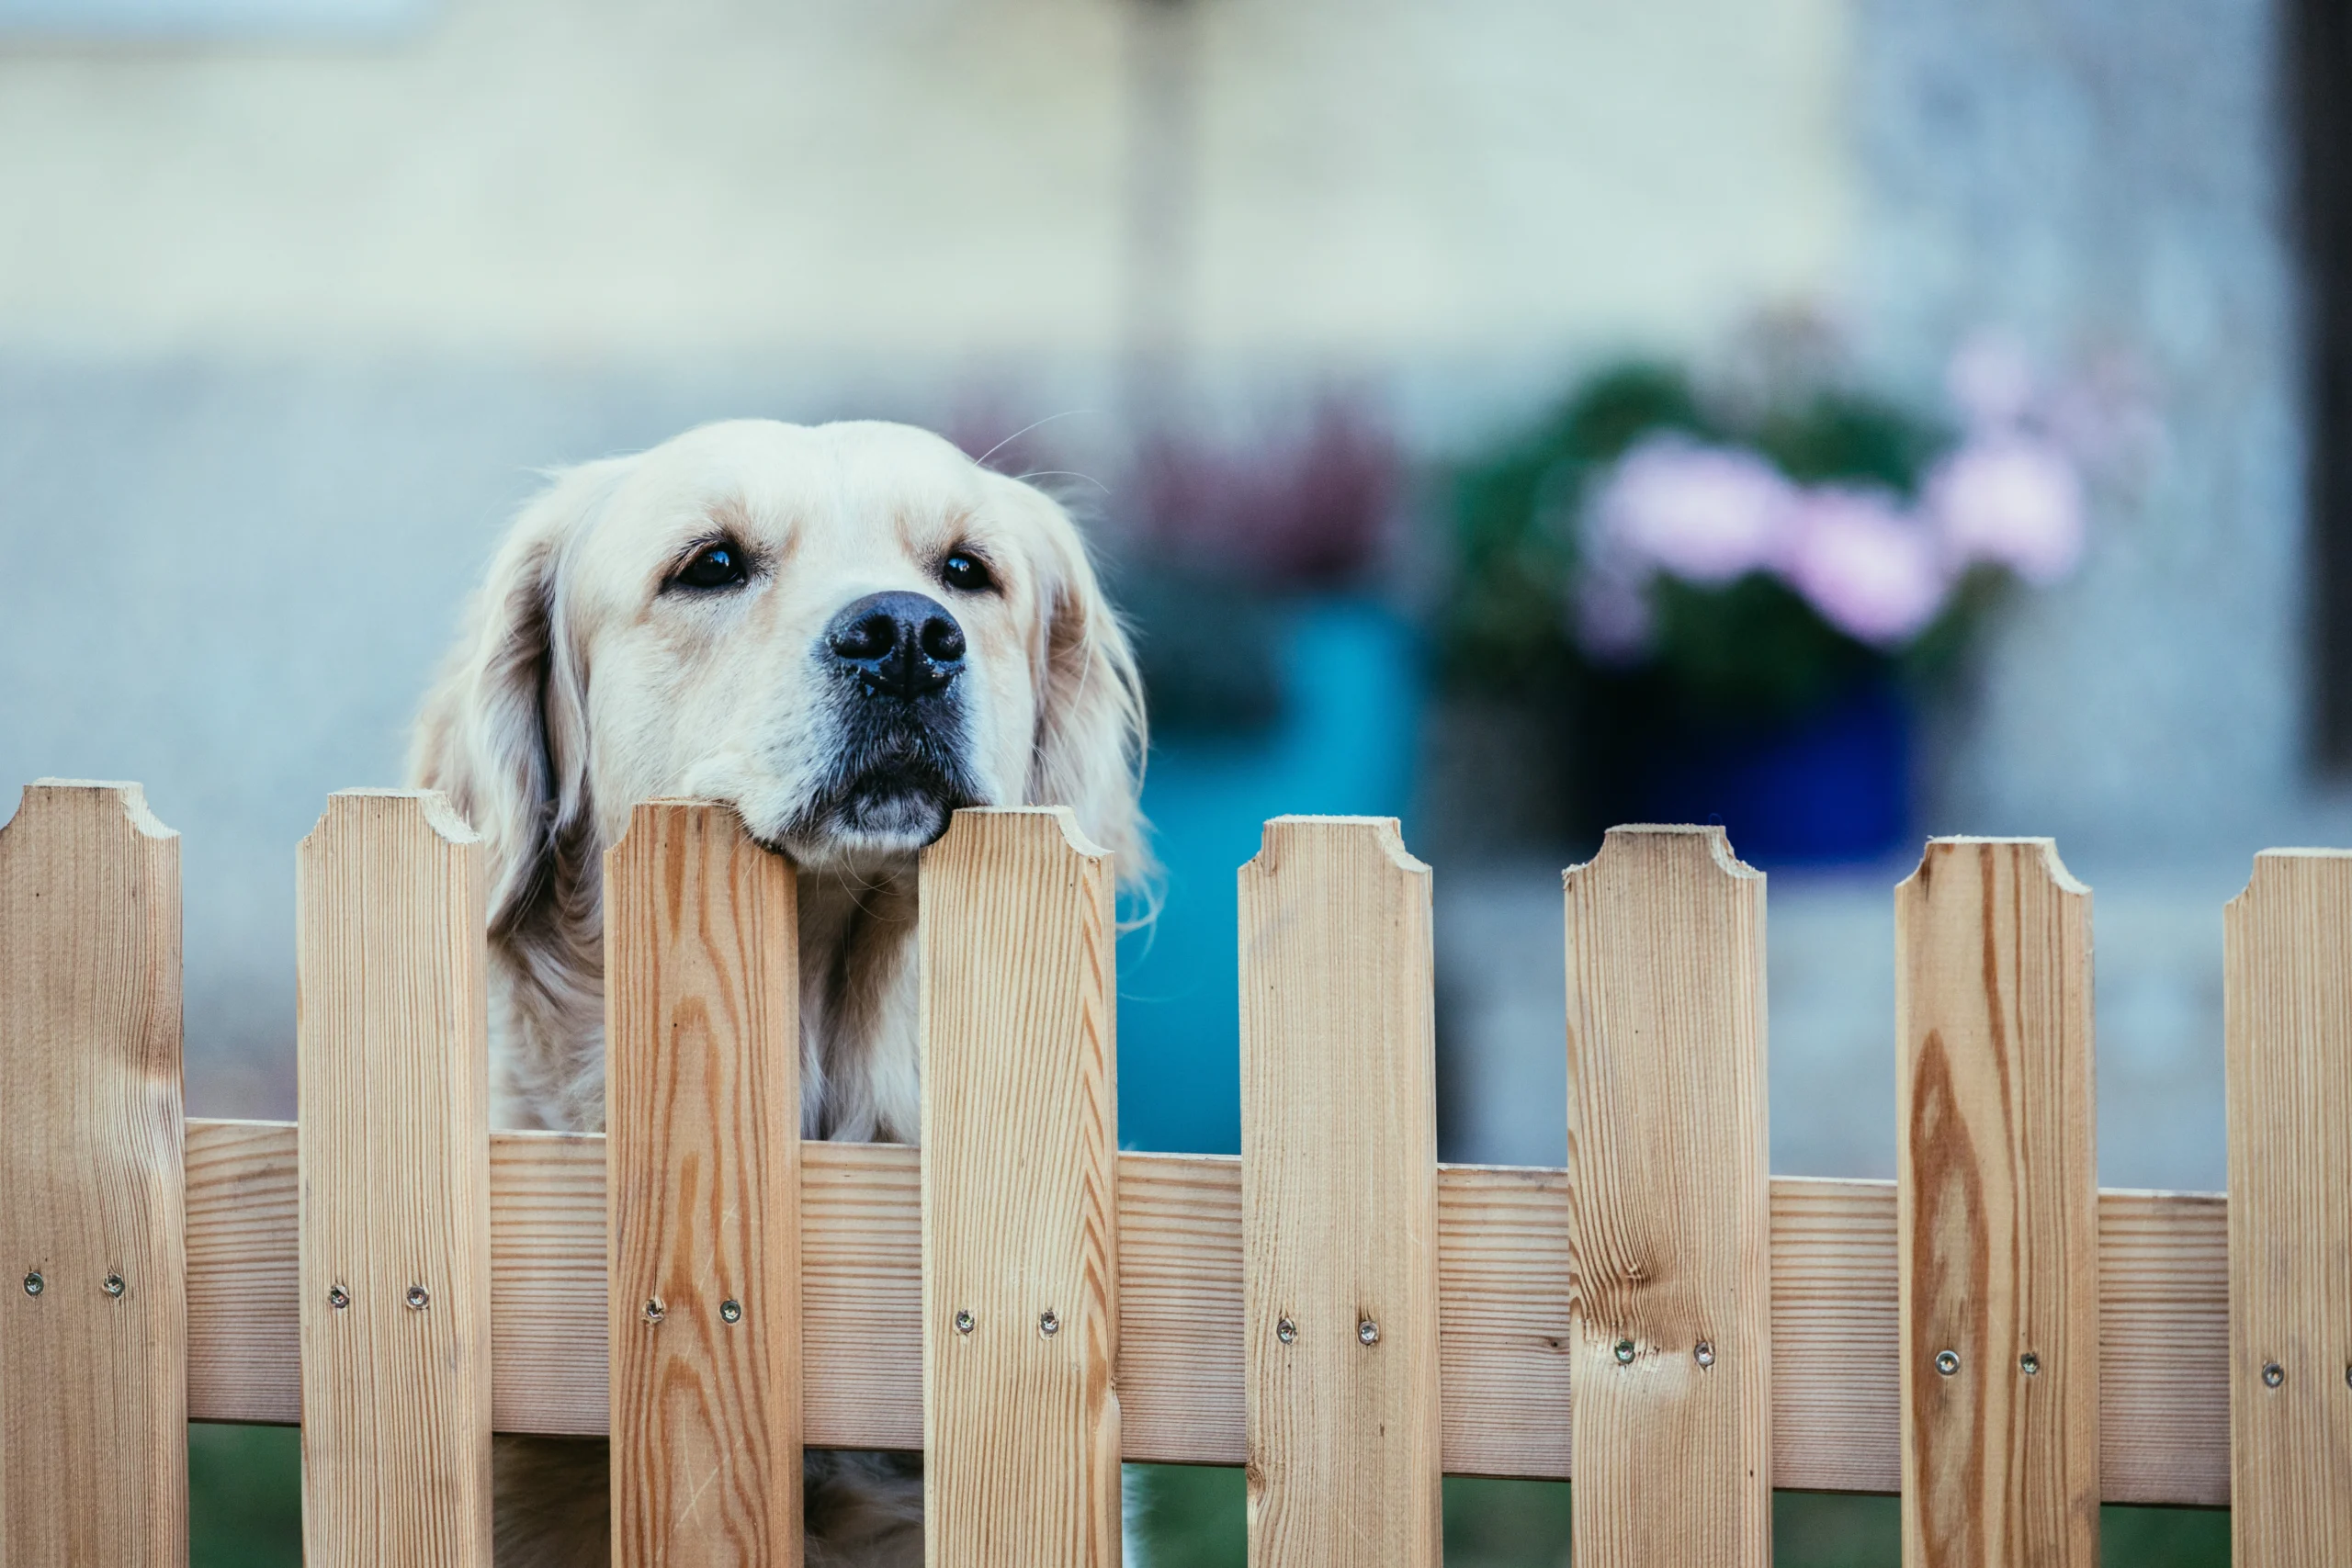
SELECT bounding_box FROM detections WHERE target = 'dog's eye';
[941,550,994,593]
[673,541,748,591]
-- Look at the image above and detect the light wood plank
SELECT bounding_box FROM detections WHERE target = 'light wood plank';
[1563,825,1771,1566]
[1239,817,1442,1566]
[180,1126,2236,1503]
[605,801,802,1565]
[2225,851,2352,1564]
[2099,1190,2228,1506]
[1898,838,2100,1565]
[0,781,187,1566]
[920,807,1120,1568]
[298,789,493,1568]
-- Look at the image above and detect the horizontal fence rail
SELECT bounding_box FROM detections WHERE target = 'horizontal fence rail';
[176,1120,2233,1503]
[14,776,2352,1565]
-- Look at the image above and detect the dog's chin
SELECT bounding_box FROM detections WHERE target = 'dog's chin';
[769,768,974,873]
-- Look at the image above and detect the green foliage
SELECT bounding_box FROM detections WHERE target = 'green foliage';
[1752,389,1944,493]
[1437,363,1704,698]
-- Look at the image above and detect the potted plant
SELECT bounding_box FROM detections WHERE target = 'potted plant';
[1438,339,2089,863]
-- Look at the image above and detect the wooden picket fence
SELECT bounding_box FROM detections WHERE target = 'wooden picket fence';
[1,778,2348,1565]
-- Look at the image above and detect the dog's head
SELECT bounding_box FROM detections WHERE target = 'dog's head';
[412,418,1148,938]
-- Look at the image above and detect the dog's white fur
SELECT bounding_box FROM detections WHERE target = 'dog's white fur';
[408,419,1148,1566]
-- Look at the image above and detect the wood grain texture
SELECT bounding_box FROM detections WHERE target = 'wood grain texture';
[1563,826,1771,1568]
[298,789,493,1568]
[920,808,1119,1568]
[2099,1190,2229,1506]
[605,802,801,1566]
[0,781,187,1566]
[1239,818,1442,1567]
[2224,851,2352,1564]
[188,1118,301,1426]
[1897,839,2100,1566]
[180,1122,2235,1500]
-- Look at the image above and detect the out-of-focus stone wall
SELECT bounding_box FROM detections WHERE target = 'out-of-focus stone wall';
[0,0,1849,362]
[1855,0,2325,863]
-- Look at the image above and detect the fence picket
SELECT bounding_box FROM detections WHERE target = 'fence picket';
[921,807,1120,1568]
[0,781,187,1565]
[297,789,493,1566]
[1239,817,1442,1567]
[1563,826,1771,1566]
[605,801,803,1564]
[2224,852,2352,1563]
[1897,839,2099,1565]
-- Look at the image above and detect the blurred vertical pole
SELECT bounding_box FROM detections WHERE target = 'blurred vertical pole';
[1121,0,1202,446]
[2292,0,2352,768]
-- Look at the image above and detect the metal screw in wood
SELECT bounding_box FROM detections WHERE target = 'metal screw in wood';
[719,1298,742,1324]
[2018,1351,2041,1376]
[21,1271,41,1297]
[404,1285,430,1311]
[1935,1349,1961,1376]
[1694,1341,1715,1369]
[2263,1362,2285,1389]
[642,1296,663,1325]
[1357,1318,1380,1346]
[1613,1337,1635,1364]
[1275,1316,1296,1344]
[327,1285,349,1310]
[102,1273,125,1299]
[953,1308,974,1335]
[1039,1309,1060,1337]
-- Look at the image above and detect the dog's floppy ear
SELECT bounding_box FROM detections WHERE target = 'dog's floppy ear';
[1012,482,1152,886]
[410,458,628,935]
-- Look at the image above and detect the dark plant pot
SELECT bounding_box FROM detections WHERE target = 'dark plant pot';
[1634,681,1913,866]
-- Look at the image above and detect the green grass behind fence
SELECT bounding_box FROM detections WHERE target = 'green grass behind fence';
[1133,1462,2232,1567]
[186,1427,2233,1565]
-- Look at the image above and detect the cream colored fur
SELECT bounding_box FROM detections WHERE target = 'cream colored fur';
[408,419,1148,1566]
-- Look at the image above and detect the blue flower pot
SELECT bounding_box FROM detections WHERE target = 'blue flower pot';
[1635,681,1913,866]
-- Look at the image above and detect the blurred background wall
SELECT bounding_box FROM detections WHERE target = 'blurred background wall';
[0,0,1858,1121]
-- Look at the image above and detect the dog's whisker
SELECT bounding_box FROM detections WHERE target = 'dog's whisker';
[972,408,1093,470]
[1015,468,1114,498]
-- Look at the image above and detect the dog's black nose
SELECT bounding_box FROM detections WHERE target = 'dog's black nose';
[826,591,967,699]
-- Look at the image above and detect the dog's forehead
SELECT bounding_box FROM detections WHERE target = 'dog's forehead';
[619,419,1019,555]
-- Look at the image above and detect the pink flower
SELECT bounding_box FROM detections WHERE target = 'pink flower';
[1924,434,2086,585]
[1780,487,1949,646]
[1592,434,1796,585]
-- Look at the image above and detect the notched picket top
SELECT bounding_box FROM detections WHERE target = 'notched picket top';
[298,787,492,1568]
[300,784,480,850]
[2,776,179,843]
[0,777,187,1568]
[605,797,803,1566]
[922,804,1122,1568]
[2224,849,2352,1566]
[1240,814,1440,1568]
[1897,835,2099,1568]
[1562,822,1771,1568]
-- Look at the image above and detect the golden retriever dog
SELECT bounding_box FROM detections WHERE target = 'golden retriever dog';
[408,418,1148,1567]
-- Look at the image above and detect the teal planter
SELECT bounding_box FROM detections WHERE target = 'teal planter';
[1115,599,1420,1154]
